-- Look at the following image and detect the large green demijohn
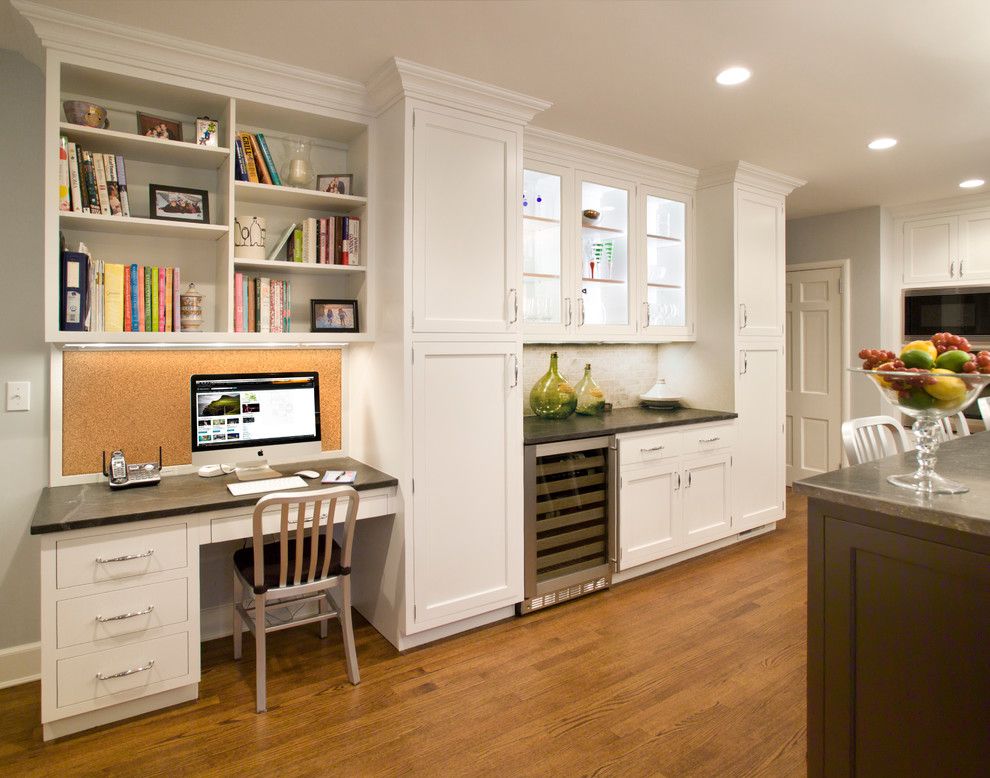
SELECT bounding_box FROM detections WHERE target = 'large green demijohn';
[530,351,577,419]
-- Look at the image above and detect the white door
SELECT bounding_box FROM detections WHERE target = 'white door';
[735,343,786,530]
[958,210,990,281]
[902,216,956,283]
[410,342,523,630]
[617,460,680,570]
[412,109,520,333]
[682,453,732,543]
[639,186,694,338]
[786,266,843,483]
[735,188,785,338]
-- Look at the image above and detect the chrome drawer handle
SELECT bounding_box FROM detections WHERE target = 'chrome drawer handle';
[699,436,721,443]
[96,605,155,623]
[96,660,155,681]
[95,549,154,564]
[641,445,665,453]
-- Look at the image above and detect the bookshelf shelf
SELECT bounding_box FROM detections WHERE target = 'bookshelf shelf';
[60,211,229,240]
[54,330,374,345]
[233,258,365,276]
[234,181,367,212]
[59,123,230,169]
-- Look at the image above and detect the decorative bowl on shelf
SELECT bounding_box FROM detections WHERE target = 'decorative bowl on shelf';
[853,367,990,493]
[63,100,109,129]
[581,208,601,224]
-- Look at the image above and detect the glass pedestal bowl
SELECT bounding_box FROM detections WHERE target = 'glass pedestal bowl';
[853,368,990,494]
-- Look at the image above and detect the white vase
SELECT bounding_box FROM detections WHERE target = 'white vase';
[234,215,267,259]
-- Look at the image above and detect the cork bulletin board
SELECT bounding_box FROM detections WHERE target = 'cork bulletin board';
[61,349,342,476]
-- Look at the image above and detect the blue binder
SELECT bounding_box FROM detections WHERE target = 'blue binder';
[60,251,88,331]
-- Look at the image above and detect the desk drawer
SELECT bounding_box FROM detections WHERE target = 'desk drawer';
[56,632,190,709]
[56,578,189,648]
[683,424,735,455]
[619,431,682,467]
[56,524,187,590]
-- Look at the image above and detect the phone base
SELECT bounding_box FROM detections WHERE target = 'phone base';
[234,461,282,481]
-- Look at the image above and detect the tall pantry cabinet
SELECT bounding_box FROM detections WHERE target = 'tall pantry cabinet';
[350,59,550,648]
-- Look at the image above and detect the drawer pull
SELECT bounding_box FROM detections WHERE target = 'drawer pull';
[95,549,154,564]
[699,436,721,443]
[641,445,665,453]
[96,659,155,681]
[95,605,155,623]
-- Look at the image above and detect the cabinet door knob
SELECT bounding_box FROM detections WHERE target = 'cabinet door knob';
[578,297,586,327]
[95,549,154,564]
[950,260,956,278]
[508,288,519,324]
[739,303,748,328]
[509,354,519,388]
[564,297,572,327]
[959,259,964,277]
[642,301,650,329]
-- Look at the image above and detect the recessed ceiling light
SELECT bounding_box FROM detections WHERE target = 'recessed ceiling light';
[868,137,898,150]
[959,178,985,189]
[716,67,751,86]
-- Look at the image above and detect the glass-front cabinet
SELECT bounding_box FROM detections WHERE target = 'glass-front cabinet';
[578,174,634,335]
[641,187,691,336]
[522,165,570,333]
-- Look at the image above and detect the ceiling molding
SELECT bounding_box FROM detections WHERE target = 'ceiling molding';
[12,0,371,120]
[367,57,551,124]
[886,191,990,220]
[698,161,806,195]
[525,127,699,191]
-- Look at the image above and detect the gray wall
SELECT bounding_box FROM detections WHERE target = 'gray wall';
[787,206,884,420]
[0,48,47,650]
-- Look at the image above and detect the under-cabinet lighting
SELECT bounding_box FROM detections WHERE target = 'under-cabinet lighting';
[959,178,985,189]
[715,66,751,86]
[868,137,898,150]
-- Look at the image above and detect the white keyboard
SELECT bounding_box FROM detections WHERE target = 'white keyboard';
[227,476,309,496]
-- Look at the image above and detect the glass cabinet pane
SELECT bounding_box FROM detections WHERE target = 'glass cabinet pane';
[646,194,686,327]
[523,169,562,324]
[581,180,629,327]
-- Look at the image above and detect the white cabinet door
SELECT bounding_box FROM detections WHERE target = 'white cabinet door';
[639,186,694,338]
[735,188,785,338]
[902,216,956,284]
[411,342,523,630]
[734,343,785,530]
[682,453,732,543]
[617,460,681,570]
[958,210,990,281]
[412,109,520,333]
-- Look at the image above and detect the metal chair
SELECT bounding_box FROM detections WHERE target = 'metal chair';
[936,412,971,441]
[232,486,360,712]
[841,415,913,465]
[979,397,990,429]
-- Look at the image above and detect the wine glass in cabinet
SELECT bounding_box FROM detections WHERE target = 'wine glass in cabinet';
[522,165,570,332]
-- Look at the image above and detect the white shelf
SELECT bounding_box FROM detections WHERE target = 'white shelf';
[233,257,365,276]
[582,223,625,234]
[60,211,229,240]
[234,181,367,212]
[59,123,230,169]
[54,330,373,346]
[647,232,682,243]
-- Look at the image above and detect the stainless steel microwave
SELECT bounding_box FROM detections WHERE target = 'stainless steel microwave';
[903,287,990,346]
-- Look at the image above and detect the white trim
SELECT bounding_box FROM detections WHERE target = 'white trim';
[887,191,990,220]
[0,642,41,689]
[698,161,806,195]
[43,684,198,741]
[397,605,515,651]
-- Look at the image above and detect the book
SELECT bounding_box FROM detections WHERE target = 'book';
[325,217,335,264]
[138,266,146,331]
[172,266,181,332]
[234,137,247,181]
[259,277,270,333]
[321,470,357,484]
[304,217,317,263]
[81,151,99,214]
[58,137,70,211]
[347,216,360,265]
[243,275,250,331]
[158,266,166,332]
[67,142,83,213]
[238,132,260,183]
[123,265,132,331]
[92,152,111,215]
[164,267,173,332]
[104,154,122,216]
[115,155,130,216]
[254,134,282,186]
[267,222,295,261]
[248,134,272,185]
[284,280,291,332]
[292,228,303,262]
[103,263,124,332]
[59,251,88,331]
[150,266,159,332]
[333,216,343,264]
[341,217,349,265]
[130,264,140,331]
[247,277,256,332]
[234,272,244,332]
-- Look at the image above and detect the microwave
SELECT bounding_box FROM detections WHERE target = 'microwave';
[903,287,990,347]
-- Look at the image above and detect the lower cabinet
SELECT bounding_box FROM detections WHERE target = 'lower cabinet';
[682,453,732,543]
[617,459,680,569]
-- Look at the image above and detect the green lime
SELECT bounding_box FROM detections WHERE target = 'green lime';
[934,349,972,373]
[900,387,937,410]
[901,349,934,369]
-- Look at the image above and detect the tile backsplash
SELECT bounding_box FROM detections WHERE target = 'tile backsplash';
[522,344,660,414]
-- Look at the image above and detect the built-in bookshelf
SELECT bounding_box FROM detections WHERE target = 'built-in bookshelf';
[46,58,373,343]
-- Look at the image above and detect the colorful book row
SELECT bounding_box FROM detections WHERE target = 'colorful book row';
[281,216,360,265]
[59,137,131,217]
[234,132,282,185]
[233,273,290,333]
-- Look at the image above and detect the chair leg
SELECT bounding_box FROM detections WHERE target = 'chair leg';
[339,577,360,685]
[232,571,243,660]
[255,592,267,713]
[319,595,328,639]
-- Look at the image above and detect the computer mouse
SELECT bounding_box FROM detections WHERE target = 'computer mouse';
[294,470,321,479]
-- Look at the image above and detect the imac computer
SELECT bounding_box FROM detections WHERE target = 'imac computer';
[190,372,321,481]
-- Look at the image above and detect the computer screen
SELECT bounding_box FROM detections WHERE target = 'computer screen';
[190,372,321,464]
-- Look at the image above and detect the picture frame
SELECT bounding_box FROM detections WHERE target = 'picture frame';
[316,174,353,196]
[137,112,183,141]
[149,184,210,223]
[310,299,359,333]
[195,116,219,147]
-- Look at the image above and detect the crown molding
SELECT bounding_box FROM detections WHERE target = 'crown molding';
[886,191,990,220]
[12,0,371,120]
[524,126,699,191]
[697,161,805,195]
[367,57,551,124]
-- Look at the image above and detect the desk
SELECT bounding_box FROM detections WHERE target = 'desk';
[31,457,397,741]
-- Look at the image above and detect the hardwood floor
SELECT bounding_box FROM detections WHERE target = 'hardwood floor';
[0,492,808,777]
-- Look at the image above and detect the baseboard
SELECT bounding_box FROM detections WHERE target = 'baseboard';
[0,642,41,689]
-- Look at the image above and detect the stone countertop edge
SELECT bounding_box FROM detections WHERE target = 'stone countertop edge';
[523,406,737,445]
[793,433,990,538]
[31,457,398,535]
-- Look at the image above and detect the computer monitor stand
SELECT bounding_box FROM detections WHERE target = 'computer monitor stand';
[234,461,283,481]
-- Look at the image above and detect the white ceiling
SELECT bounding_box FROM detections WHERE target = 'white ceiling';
[7,0,990,218]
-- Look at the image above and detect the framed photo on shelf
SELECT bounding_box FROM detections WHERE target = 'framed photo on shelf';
[149,184,210,223]
[311,299,359,333]
[137,112,183,141]
[316,174,353,195]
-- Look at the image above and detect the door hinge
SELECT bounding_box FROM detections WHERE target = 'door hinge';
[412,478,415,494]
[411,310,415,328]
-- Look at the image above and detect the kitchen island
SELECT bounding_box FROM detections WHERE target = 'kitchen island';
[794,433,990,778]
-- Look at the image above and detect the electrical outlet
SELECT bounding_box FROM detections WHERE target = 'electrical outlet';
[6,381,30,411]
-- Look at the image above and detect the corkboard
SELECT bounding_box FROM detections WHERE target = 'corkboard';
[62,349,342,476]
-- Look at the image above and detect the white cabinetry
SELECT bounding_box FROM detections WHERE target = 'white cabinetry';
[618,459,680,569]
[736,187,785,338]
[900,208,990,285]
[682,453,732,542]
[958,211,990,280]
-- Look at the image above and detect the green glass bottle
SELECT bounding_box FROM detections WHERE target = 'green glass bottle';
[574,363,606,415]
[530,352,577,419]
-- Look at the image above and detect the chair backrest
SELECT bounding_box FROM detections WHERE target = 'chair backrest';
[936,412,970,441]
[251,485,360,591]
[979,397,990,429]
[842,415,913,466]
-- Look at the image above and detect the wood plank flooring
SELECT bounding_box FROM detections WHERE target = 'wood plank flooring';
[0,492,808,777]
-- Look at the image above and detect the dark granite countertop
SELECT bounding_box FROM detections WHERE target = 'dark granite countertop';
[31,457,397,535]
[524,406,737,445]
[793,433,990,538]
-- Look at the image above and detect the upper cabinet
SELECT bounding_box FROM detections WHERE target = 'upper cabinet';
[735,187,785,338]
[522,164,570,333]
[642,188,692,336]
[901,208,990,285]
